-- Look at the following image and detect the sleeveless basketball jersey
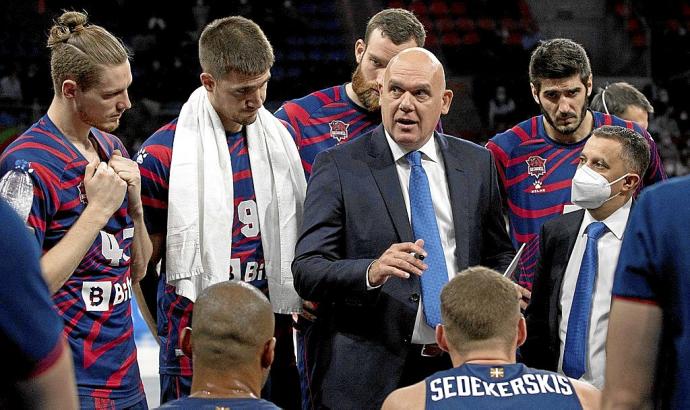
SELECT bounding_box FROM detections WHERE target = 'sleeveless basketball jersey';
[425,363,582,409]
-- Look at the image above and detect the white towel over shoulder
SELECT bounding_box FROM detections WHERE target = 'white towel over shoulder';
[166,86,306,313]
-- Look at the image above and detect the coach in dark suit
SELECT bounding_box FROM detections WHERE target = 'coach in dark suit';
[292,48,514,409]
[523,125,650,389]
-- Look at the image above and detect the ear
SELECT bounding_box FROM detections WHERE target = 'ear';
[180,327,193,358]
[530,83,540,105]
[585,75,593,97]
[200,72,216,92]
[517,316,527,348]
[622,173,641,192]
[354,39,366,64]
[62,80,78,99]
[261,337,276,370]
[440,89,454,115]
[436,324,450,352]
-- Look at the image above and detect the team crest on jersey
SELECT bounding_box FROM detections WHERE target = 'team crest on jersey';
[526,155,547,189]
[135,148,148,164]
[329,120,350,143]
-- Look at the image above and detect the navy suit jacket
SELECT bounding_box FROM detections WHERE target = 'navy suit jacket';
[292,125,514,409]
[522,209,585,372]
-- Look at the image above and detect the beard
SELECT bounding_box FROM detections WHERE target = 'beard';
[541,98,589,135]
[351,64,380,112]
[77,103,121,133]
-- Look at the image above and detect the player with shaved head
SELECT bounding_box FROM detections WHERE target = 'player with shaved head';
[159,281,279,409]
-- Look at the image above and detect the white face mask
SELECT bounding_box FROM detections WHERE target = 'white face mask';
[571,165,629,209]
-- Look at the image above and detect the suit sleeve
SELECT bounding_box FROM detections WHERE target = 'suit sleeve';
[292,150,375,303]
[522,223,558,371]
[480,153,515,271]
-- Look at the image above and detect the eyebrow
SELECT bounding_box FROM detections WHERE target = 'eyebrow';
[234,75,271,90]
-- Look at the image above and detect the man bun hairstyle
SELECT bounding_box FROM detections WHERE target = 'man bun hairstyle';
[47,11,130,93]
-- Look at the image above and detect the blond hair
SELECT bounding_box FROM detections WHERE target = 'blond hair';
[47,11,130,93]
[441,266,521,353]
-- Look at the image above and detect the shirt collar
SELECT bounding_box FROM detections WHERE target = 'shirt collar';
[384,129,439,164]
[581,197,633,240]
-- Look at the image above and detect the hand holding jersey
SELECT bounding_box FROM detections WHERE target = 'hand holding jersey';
[108,149,144,216]
[83,160,127,224]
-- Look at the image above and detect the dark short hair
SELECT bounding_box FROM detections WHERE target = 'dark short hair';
[364,8,426,46]
[529,38,591,91]
[199,16,274,78]
[590,82,654,116]
[591,125,650,176]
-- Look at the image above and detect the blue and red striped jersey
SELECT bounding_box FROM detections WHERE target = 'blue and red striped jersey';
[486,111,666,289]
[274,84,382,175]
[0,115,144,407]
[137,118,266,376]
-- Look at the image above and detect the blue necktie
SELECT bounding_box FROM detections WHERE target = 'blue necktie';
[562,221,608,378]
[406,150,448,327]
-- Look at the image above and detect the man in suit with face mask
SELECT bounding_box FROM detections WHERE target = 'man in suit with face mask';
[522,125,650,389]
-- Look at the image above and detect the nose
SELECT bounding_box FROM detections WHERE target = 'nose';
[399,92,414,112]
[246,88,264,109]
[117,91,132,111]
[375,69,385,88]
[557,95,572,114]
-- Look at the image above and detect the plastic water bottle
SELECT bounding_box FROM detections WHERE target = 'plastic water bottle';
[0,159,34,223]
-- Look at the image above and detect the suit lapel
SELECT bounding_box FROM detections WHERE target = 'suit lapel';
[554,210,586,298]
[437,133,469,268]
[366,126,413,242]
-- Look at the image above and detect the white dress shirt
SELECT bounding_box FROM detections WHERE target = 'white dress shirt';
[367,131,459,344]
[558,198,632,388]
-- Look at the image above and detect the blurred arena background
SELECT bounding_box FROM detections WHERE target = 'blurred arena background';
[0,0,688,406]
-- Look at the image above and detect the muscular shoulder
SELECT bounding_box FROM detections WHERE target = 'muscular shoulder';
[381,381,426,410]
[141,118,178,149]
[571,379,601,410]
[488,116,540,150]
[275,85,347,127]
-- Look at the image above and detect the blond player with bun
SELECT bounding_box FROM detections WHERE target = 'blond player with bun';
[0,11,152,409]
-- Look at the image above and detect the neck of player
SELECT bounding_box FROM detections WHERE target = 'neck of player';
[47,95,94,145]
[547,110,594,145]
[345,82,366,110]
[190,367,262,399]
[454,350,515,368]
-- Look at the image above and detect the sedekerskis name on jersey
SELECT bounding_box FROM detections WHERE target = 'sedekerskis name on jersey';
[429,373,573,401]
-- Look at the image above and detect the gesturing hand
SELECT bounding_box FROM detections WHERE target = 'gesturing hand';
[368,239,428,287]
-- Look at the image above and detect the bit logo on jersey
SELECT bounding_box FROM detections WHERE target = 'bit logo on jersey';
[82,277,133,312]
[329,120,350,143]
[526,155,547,190]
